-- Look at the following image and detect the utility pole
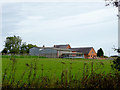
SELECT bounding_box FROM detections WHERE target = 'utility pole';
[118,0,120,56]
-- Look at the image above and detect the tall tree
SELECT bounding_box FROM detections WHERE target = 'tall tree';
[20,42,27,54]
[5,35,22,54]
[97,48,104,57]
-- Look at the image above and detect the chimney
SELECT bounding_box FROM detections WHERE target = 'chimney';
[54,45,56,47]
[43,45,45,47]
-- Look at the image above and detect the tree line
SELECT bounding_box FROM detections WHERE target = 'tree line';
[1,35,104,57]
[1,35,37,55]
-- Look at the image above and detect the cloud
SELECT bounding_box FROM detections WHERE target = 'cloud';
[42,8,117,29]
[27,16,44,20]
[16,7,117,34]
[1,2,118,56]
[0,0,104,3]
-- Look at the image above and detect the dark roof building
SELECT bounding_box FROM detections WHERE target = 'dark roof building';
[71,47,97,59]
[71,47,93,54]
[54,44,71,49]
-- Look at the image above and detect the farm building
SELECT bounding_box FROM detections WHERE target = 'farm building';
[54,44,97,59]
[29,47,84,58]
[29,44,96,59]
[71,47,97,59]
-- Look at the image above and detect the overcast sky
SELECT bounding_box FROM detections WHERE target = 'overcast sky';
[1,0,118,56]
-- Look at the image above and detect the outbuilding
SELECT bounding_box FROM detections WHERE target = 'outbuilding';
[29,47,84,58]
[29,47,72,58]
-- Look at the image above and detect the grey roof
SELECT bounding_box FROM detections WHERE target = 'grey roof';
[71,47,93,54]
[54,44,70,49]
[33,47,71,51]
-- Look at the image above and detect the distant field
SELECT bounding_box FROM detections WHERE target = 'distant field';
[2,55,115,82]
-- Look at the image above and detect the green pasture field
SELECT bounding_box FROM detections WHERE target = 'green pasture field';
[2,56,115,83]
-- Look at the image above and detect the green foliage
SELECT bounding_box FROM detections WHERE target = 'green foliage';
[26,44,37,53]
[20,43,37,54]
[3,35,37,55]
[97,48,104,57]
[20,42,27,54]
[111,57,120,71]
[5,35,22,54]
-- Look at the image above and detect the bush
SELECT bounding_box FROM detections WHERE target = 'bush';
[111,57,120,71]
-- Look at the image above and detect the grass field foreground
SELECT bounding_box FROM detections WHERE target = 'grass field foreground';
[2,56,114,80]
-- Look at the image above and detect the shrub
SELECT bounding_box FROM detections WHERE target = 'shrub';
[111,57,120,71]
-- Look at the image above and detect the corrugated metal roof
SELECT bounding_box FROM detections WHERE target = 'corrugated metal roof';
[32,46,94,54]
[71,47,93,54]
[35,47,71,51]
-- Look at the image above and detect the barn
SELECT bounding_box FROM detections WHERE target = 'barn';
[29,47,71,58]
[29,44,96,59]
[29,46,84,58]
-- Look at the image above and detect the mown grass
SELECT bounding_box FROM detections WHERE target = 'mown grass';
[2,55,119,88]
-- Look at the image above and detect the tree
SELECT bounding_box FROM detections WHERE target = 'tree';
[20,43,37,54]
[5,35,22,54]
[97,48,104,57]
[20,42,27,54]
[3,35,37,55]
[26,44,37,54]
